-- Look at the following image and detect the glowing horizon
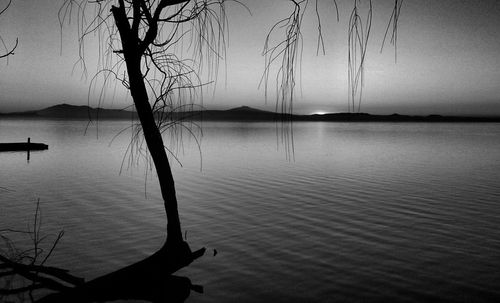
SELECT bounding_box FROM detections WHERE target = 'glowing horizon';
[0,1,499,116]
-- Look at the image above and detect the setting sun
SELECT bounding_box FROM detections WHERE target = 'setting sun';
[312,111,328,115]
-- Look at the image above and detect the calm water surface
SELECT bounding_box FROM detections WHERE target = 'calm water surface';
[1,119,500,302]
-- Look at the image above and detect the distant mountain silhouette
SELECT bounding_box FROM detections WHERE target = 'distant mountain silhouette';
[36,103,136,119]
[227,105,267,113]
[1,103,500,122]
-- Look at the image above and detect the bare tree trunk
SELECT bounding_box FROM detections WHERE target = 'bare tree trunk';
[111,2,183,247]
[24,4,205,301]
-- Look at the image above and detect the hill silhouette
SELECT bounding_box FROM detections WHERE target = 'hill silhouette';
[1,104,499,122]
[36,103,136,119]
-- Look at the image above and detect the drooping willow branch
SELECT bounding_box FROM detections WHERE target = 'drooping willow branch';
[347,0,372,113]
[263,0,403,114]
[261,0,305,116]
[0,0,17,59]
[381,0,404,61]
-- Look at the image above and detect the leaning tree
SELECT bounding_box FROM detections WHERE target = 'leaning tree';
[1,0,402,302]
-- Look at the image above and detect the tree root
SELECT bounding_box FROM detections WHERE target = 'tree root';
[1,200,205,302]
[1,240,205,302]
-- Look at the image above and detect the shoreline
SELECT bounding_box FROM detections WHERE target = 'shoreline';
[1,104,500,123]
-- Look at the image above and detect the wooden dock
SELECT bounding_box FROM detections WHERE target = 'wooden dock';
[0,138,48,152]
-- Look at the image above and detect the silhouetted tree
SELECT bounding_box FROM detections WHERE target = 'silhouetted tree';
[2,0,227,301]
[1,0,402,301]
[60,0,230,249]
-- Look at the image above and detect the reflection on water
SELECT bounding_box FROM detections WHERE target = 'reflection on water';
[1,119,500,302]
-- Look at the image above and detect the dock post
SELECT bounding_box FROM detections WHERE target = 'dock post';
[27,137,31,162]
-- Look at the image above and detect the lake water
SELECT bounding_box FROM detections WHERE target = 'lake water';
[1,119,500,302]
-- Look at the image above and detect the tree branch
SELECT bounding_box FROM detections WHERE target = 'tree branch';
[131,0,141,37]
[139,0,190,54]
[0,254,83,289]
[0,37,17,59]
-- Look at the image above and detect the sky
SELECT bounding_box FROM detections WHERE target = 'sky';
[0,0,500,115]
